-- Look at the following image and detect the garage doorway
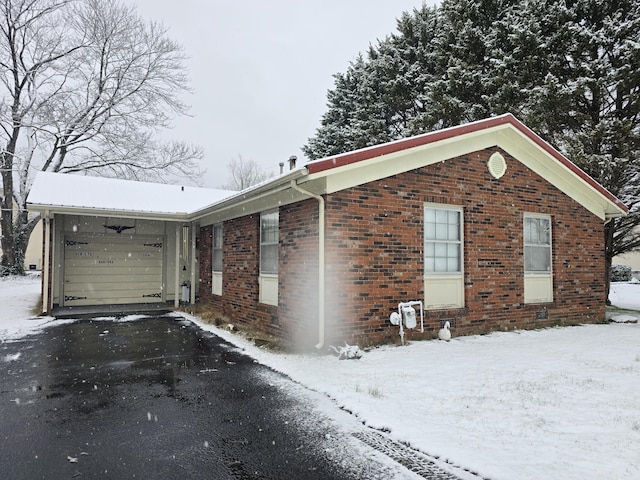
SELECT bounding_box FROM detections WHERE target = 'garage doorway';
[63,234,165,306]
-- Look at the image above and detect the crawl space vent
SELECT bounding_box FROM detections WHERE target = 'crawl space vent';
[488,151,507,179]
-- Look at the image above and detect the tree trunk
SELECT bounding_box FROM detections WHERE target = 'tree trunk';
[0,154,16,276]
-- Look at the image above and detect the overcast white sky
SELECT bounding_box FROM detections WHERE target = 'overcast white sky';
[127,1,434,188]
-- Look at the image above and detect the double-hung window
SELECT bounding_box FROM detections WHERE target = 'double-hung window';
[424,204,464,309]
[259,210,279,305]
[212,224,223,295]
[523,214,553,303]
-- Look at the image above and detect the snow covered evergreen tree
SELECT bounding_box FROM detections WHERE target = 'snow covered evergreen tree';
[557,0,640,299]
[302,4,440,159]
[427,0,516,125]
[501,0,640,297]
[303,0,640,296]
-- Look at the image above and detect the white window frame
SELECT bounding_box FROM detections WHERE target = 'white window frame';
[523,213,553,304]
[423,203,464,309]
[259,210,279,306]
[212,224,223,295]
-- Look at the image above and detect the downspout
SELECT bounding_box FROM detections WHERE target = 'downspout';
[290,180,326,350]
[42,212,51,315]
[174,225,180,308]
[190,221,197,304]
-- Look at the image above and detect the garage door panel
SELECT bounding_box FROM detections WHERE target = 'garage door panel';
[65,273,162,285]
[64,234,165,306]
[65,253,163,262]
[64,293,163,306]
[65,261,163,272]
[65,271,162,285]
[64,285,163,300]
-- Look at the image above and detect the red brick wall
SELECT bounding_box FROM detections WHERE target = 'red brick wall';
[278,199,320,349]
[199,215,279,336]
[199,224,213,298]
[198,203,323,348]
[198,147,607,348]
[324,147,605,345]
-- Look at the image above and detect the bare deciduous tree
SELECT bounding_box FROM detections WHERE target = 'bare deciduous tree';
[0,0,204,275]
[221,155,272,191]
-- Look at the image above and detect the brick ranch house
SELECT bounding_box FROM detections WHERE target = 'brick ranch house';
[28,114,627,350]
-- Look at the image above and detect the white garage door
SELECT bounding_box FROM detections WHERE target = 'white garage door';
[63,234,164,306]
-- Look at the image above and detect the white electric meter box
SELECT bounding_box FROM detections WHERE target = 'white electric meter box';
[402,306,417,329]
[181,284,190,303]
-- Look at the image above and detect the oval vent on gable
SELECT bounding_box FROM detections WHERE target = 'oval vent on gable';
[488,151,507,179]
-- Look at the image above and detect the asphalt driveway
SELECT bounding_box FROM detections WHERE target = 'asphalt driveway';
[0,315,413,479]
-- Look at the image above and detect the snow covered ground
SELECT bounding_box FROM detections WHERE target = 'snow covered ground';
[2,276,639,480]
[0,273,73,340]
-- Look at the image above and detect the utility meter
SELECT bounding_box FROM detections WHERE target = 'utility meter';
[402,306,417,329]
[389,312,401,326]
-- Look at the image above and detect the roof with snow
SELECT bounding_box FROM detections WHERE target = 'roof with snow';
[27,172,236,220]
[27,114,628,223]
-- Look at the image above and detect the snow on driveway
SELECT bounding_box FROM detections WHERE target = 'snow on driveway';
[191,283,640,480]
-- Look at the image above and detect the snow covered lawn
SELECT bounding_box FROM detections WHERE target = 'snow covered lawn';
[609,280,640,311]
[0,274,70,340]
[2,276,639,480]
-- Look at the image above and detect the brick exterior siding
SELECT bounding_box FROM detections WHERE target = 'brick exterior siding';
[199,202,321,349]
[199,147,606,348]
[199,214,278,337]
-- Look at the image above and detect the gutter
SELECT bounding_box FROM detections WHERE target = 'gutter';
[289,179,326,350]
[190,169,307,221]
[26,203,192,222]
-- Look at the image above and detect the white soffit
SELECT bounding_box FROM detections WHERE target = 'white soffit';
[496,128,622,220]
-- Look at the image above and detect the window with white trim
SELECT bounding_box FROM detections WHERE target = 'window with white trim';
[212,224,223,295]
[424,207,462,273]
[259,211,279,305]
[424,204,464,309]
[524,216,551,273]
[212,224,223,272]
[523,214,553,303]
[260,211,279,274]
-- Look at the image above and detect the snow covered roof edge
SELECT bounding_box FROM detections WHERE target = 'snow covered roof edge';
[27,172,237,218]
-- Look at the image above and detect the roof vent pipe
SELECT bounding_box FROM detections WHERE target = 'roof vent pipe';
[279,162,284,175]
[289,155,297,170]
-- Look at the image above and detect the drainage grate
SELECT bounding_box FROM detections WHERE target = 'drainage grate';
[353,430,482,480]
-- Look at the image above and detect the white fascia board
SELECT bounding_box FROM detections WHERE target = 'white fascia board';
[195,169,312,226]
[308,125,511,194]
[26,203,191,222]
[307,124,625,221]
[496,129,626,221]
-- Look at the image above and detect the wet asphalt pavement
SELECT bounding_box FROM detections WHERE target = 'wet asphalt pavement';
[0,315,414,480]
